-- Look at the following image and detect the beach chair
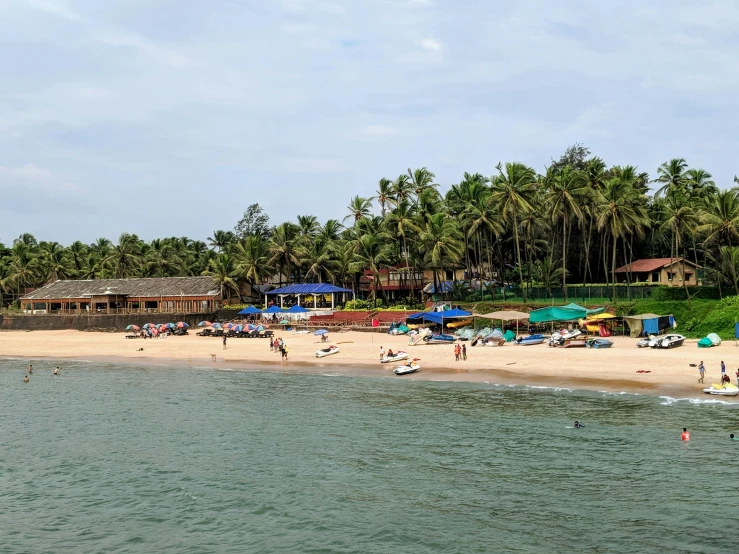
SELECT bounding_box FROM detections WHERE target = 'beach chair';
[196,329,214,337]
[261,330,274,339]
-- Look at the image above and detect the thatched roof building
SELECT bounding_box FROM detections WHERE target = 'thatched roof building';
[21,276,221,315]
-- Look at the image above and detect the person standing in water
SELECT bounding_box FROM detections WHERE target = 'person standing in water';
[28,364,33,374]
[24,375,29,383]
[681,428,690,441]
[53,367,59,375]
[698,361,705,383]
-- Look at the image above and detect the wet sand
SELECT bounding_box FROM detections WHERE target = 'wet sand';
[0,329,736,399]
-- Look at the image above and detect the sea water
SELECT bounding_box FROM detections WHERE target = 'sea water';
[1,359,738,553]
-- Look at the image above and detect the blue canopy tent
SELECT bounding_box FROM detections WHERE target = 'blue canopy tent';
[287,305,309,313]
[265,283,353,310]
[238,306,262,315]
[263,306,285,313]
[407,308,472,328]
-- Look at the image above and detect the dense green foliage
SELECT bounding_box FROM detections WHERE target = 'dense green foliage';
[2,145,739,308]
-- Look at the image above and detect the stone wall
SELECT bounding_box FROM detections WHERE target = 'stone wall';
[0,313,220,332]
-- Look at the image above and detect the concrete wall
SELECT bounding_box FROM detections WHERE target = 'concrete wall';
[0,313,220,332]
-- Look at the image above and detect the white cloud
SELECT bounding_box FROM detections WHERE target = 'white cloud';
[419,38,442,51]
[21,0,80,21]
[0,164,80,195]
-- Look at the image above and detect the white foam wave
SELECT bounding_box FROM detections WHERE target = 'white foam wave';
[659,395,733,406]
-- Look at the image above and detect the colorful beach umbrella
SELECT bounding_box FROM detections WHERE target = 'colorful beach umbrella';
[197,321,211,327]
[256,325,265,331]
[314,329,328,335]
[176,322,188,328]
[246,324,256,331]
[165,323,175,329]
[211,322,223,329]
[233,325,243,332]
[143,323,155,329]
[125,324,140,331]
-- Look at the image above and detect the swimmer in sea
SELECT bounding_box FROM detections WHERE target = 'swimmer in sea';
[731,434,739,441]
[574,421,584,428]
[28,364,33,374]
[24,375,29,383]
[53,367,59,375]
[681,428,690,441]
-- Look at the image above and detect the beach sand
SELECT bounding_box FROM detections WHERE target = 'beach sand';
[0,329,735,398]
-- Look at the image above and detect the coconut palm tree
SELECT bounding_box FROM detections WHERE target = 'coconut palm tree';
[351,232,392,306]
[654,158,688,198]
[202,253,240,302]
[266,222,301,286]
[419,213,464,294]
[375,178,393,216]
[684,168,718,201]
[233,235,269,288]
[344,196,373,223]
[207,230,236,253]
[490,162,536,301]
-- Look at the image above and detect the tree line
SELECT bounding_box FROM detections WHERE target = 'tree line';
[2,144,739,306]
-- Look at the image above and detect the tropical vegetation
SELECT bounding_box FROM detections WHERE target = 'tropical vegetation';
[2,145,739,308]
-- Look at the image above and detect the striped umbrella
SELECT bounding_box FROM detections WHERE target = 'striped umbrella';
[211,322,223,329]
[197,321,211,327]
[176,322,188,328]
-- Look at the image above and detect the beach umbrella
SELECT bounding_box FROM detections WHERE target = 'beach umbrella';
[314,329,328,336]
[211,322,223,329]
[125,324,139,331]
[176,322,188,328]
[246,324,256,331]
[279,319,289,324]
[233,325,243,332]
[143,323,155,329]
[165,323,175,329]
[264,305,285,313]
[226,323,234,329]
[256,325,265,331]
[197,321,211,327]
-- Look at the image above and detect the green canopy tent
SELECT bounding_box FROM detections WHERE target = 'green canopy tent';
[529,303,604,324]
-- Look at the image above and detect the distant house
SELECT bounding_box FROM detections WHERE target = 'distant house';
[20,276,221,314]
[614,258,701,286]
[360,265,468,300]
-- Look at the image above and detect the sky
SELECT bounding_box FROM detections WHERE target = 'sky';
[1,0,739,245]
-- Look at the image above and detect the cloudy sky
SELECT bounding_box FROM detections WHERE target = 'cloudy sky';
[1,0,738,244]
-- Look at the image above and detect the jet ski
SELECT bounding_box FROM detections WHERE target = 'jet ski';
[381,351,409,363]
[702,383,739,396]
[394,362,420,375]
[315,345,339,358]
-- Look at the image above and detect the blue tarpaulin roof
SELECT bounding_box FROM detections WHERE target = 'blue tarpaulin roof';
[266,284,352,295]
[238,306,262,315]
[264,306,285,313]
[287,305,309,313]
[407,308,472,325]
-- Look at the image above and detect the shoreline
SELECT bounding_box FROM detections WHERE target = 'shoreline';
[1,329,734,401]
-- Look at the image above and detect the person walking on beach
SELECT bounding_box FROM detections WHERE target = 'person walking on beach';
[222,335,227,350]
[380,346,385,361]
[721,361,726,382]
[283,344,289,362]
[462,344,467,361]
[454,344,460,362]
[698,361,705,383]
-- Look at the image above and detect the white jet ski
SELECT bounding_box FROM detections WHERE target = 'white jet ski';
[315,345,339,358]
[381,351,409,364]
[393,362,420,375]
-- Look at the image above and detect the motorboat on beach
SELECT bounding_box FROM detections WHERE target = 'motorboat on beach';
[515,334,546,346]
[315,345,340,358]
[586,338,613,349]
[483,337,506,347]
[703,383,739,396]
[549,329,582,347]
[561,339,587,348]
[380,351,409,363]
[424,333,456,345]
[393,361,421,375]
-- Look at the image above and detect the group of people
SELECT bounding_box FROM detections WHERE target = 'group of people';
[697,360,739,384]
[24,363,60,382]
[454,343,467,362]
[270,337,289,361]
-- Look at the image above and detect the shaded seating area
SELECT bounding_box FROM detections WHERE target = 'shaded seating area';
[264,283,353,310]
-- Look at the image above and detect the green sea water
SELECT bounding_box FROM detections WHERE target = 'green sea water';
[1,359,738,553]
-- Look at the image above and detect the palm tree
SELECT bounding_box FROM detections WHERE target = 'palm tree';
[654,158,688,198]
[266,222,301,286]
[385,199,419,296]
[344,196,373,224]
[207,230,236,253]
[351,232,392,306]
[104,234,143,278]
[490,162,536,301]
[596,176,649,301]
[408,167,437,198]
[661,195,699,306]
[233,235,269,287]
[375,178,393,216]
[145,239,182,277]
[202,253,240,302]
[419,213,464,294]
[546,165,589,299]
[391,174,414,206]
[684,168,718,201]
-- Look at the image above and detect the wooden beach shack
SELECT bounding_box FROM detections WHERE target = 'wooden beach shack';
[20,276,222,315]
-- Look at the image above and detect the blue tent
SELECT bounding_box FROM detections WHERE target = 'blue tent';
[264,306,285,313]
[238,306,262,315]
[407,308,471,325]
[287,305,309,313]
[266,283,352,295]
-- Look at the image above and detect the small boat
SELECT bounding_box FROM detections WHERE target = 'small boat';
[424,333,456,345]
[515,334,546,346]
[393,362,420,375]
[446,319,473,329]
[381,351,409,363]
[483,337,506,347]
[652,334,686,349]
[315,345,340,358]
[703,383,739,396]
[549,329,582,347]
[561,339,587,348]
[586,339,613,349]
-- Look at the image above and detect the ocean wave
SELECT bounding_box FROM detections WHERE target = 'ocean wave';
[659,395,734,406]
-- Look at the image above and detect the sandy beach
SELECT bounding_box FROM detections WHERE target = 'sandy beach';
[1,329,736,399]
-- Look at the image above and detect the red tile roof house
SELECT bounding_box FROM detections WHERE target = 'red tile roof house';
[614,258,702,286]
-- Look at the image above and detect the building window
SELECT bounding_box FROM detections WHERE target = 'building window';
[651,272,660,282]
